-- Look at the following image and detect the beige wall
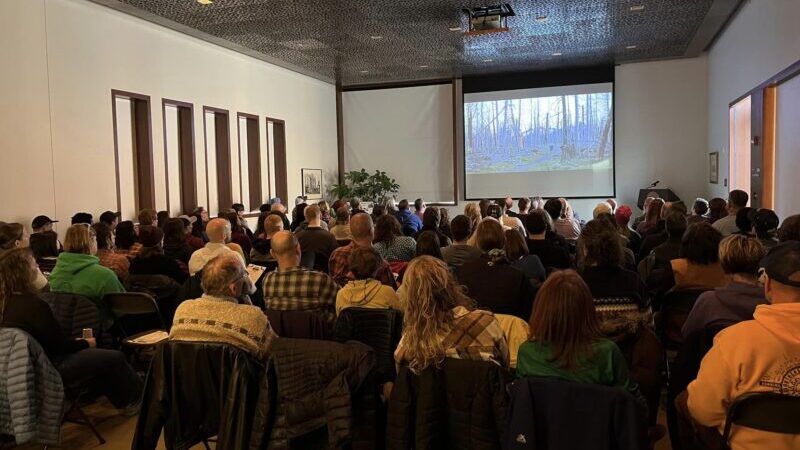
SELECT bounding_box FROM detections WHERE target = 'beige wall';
[0,0,338,227]
[707,0,800,200]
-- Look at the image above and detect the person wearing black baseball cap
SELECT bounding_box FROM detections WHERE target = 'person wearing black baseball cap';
[687,242,800,450]
[31,215,58,232]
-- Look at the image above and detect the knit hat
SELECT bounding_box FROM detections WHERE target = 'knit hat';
[615,205,633,226]
[138,225,164,248]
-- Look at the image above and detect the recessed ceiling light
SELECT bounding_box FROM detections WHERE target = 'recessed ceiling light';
[626,45,637,49]
[483,59,493,62]
[370,35,383,40]
[449,26,462,31]
[536,15,548,22]
[197,0,213,4]
[629,5,645,11]
[359,70,369,74]
[419,65,429,68]
[552,52,562,56]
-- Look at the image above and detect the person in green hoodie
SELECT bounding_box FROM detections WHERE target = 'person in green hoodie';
[49,224,125,310]
[516,269,645,412]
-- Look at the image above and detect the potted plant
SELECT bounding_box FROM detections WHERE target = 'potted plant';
[328,169,400,204]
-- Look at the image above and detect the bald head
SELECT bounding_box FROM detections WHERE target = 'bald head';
[206,218,231,243]
[270,230,301,269]
[350,213,374,244]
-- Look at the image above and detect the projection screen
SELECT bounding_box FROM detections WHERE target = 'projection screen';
[464,82,614,199]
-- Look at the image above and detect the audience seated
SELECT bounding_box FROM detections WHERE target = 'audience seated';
[138,209,157,228]
[524,210,570,269]
[578,220,649,312]
[712,189,749,236]
[162,218,194,264]
[114,220,142,259]
[223,211,252,257]
[290,197,308,231]
[779,214,800,243]
[156,211,170,229]
[395,255,509,370]
[413,198,426,223]
[593,201,613,219]
[262,231,339,322]
[269,203,291,230]
[188,218,246,275]
[415,230,443,260]
[49,224,125,305]
[0,222,49,290]
[438,207,452,241]
[753,208,780,248]
[0,247,143,413]
[329,214,397,288]
[30,215,62,257]
[504,229,545,284]
[441,215,482,268]
[71,212,93,225]
[682,235,767,337]
[615,205,643,254]
[639,212,687,279]
[734,206,755,237]
[636,198,665,236]
[707,197,728,224]
[232,203,255,239]
[688,198,709,225]
[686,242,800,450]
[455,218,534,319]
[318,200,333,227]
[415,208,452,247]
[495,200,526,235]
[349,197,367,217]
[633,196,655,229]
[100,211,120,230]
[515,270,645,409]
[335,246,402,316]
[667,222,728,292]
[294,205,338,270]
[516,197,532,220]
[395,199,423,236]
[555,198,582,241]
[170,254,275,357]
[251,214,283,263]
[129,226,188,284]
[92,222,129,281]
[374,214,416,262]
[463,202,482,237]
[330,207,353,241]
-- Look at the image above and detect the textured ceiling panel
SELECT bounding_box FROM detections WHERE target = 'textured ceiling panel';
[101,0,737,86]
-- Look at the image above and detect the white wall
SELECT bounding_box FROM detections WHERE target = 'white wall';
[707,0,800,200]
[0,0,338,226]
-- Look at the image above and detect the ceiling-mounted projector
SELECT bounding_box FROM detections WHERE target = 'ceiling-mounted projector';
[463,4,515,35]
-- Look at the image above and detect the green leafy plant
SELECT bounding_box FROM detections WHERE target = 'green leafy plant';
[328,169,400,204]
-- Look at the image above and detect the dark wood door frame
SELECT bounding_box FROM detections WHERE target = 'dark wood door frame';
[203,106,232,213]
[162,99,197,215]
[237,112,261,210]
[266,117,288,205]
[111,89,155,216]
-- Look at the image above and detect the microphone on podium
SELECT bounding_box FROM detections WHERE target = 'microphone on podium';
[647,180,660,188]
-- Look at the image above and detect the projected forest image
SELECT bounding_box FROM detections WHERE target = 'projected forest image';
[465,92,613,174]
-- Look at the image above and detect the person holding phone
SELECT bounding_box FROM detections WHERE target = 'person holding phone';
[0,247,142,414]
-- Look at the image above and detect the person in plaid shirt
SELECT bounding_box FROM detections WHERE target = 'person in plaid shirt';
[328,213,397,289]
[262,231,339,322]
[394,255,509,372]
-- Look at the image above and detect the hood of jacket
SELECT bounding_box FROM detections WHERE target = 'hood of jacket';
[753,302,800,345]
[598,309,654,342]
[55,252,100,275]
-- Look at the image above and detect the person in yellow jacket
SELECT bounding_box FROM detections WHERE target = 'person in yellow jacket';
[687,242,800,450]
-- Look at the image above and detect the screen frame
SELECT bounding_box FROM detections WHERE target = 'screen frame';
[461,67,616,201]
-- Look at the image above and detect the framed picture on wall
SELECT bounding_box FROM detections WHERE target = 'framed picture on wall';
[302,168,323,200]
[709,152,719,184]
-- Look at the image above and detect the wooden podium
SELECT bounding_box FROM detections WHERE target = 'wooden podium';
[637,188,680,210]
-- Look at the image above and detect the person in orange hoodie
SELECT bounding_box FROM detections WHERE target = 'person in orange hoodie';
[687,241,800,450]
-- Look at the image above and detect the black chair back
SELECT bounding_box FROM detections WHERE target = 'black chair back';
[265,309,333,339]
[126,274,181,326]
[133,340,263,450]
[104,292,165,340]
[337,239,352,247]
[40,292,106,345]
[722,392,800,445]
[656,289,707,349]
[334,307,403,383]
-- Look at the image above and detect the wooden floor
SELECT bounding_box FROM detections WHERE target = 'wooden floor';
[16,398,673,449]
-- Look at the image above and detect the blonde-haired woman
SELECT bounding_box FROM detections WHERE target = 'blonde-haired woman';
[0,247,143,412]
[463,202,482,246]
[554,198,581,241]
[49,224,124,305]
[394,255,509,372]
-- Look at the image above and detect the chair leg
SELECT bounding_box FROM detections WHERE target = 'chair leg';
[202,440,212,450]
[64,400,106,445]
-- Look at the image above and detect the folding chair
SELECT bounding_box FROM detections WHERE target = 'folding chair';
[104,292,167,357]
[721,392,800,448]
